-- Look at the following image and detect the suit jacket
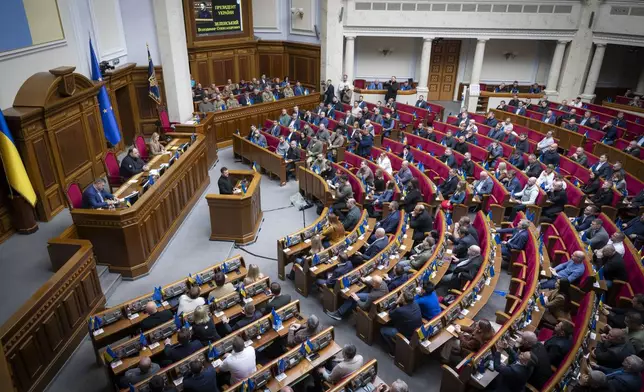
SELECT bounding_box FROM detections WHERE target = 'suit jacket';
[474,177,493,195]
[440,154,457,168]
[238,96,253,106]
[343,206,362,230]
[164,340,203,363]
[543,189,567,217]
[541,151,560,166]
[514,140,530,155]
[415,100,428,109]
[378,210,401,234]
[453,234,477,258]
[484,118,499,128]
[450,255,483,279]
[507,229,529,250]
[441,136,457,149]
[439,176,459,197]
[574,215,595,232]
[590,189,614,208]
[594,341,636,369]
[401,189,423,213]
[224,311,263,332]
[120,155,146,178]
[599,366,643,392]
[363,236,388,258]
[526,343,552,389]
[544,335,572,367]
[460,159,475,177]
[410,211,433,240]
[525,162,543,178]
[586,226,609,250]
[515,107,527,116]
[82,185,114,209]
[542,114,557,124]
[601,252,628,282]
[493,350,533,392]
[593,162,613,179]
[603,126,618,142]
[259,294,292,315]
[182,367,219,392]
[506,177,523,195]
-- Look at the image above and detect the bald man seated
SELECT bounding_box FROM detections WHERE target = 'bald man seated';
[325,275,389,320]
[540,250,586,289]
[351,228,388,266]
[140,301,174,331]
[122,356,160,387]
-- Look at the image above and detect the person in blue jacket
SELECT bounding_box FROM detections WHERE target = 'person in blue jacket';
[82,178,117,209]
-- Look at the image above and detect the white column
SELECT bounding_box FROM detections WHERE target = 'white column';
[467,39,487,112]
[152,0,193,122]
[581,43,607,100]
[417,37,433,96]
[343,35,356,86]
[320,0,344,86]
[544,40,569,97]
[635,67,644,95]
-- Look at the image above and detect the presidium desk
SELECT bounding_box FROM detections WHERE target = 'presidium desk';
[70,133,210,278]
[206,170,263,244]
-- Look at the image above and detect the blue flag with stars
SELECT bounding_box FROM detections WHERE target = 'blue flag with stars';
[90,39,121,146]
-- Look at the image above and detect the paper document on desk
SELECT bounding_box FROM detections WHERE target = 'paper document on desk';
[446,325,457,336]
[275,373,287,382]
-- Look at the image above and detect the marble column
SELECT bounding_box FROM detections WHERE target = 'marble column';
[635,67,644,95]
[467,39,487,112]
[581,43,607,100]
[416,37,433,97]
[544,40,569,97]
[558,0,601,100]
[152,0,193,122]
[344,35,356,86]
[320,0,344,86]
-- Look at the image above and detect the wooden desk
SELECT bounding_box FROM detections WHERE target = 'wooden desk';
[206,170,263,244]
[70,133,210,278]
[232,134,288,185]
[174,112,219,168]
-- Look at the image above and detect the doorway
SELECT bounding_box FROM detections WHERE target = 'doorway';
[427,40,461,101]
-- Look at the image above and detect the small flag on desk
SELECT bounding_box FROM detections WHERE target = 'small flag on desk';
[489,264,495,277]
[418,162,424,171]
[312,254,320,266]
[421,268,431,282]
[277,358,287,374]
[345,238,351,247]
[386,145,391,152]
[152,286,163,302]
[526,210,536,223]
[139,332,148,347]
[239,284,247,298]
[538,292,546,306]
[103,345,118,363]
[183,318,191,329]
[195,274,203,286]
[188,273,196,285]
[341,276,351,289]
[416,144,423,151]
[271,308,282,330]
[129,384,136,392]
[494,233,502,244]
[357,225,366,236]
[207,341,220,360]
[304,338,315,354]
[418,324,430,340]
[615,217,623,230]
[486,211,493,225]
[222,262,229,274]
[252,162,260,172]
[174,313,182,329]
[90,39,121,146]
[241,182,247,194]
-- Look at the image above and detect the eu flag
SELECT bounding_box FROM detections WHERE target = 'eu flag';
[139,332,148,347]
[89,39,121,146]
[147,44,161,105]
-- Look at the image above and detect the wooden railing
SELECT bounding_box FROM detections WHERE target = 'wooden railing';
[0,238,105,392]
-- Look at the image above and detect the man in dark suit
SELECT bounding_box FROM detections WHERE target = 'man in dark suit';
[438,169,459,198]
[484,112,498,128]
[498,220,530,261]
[149,375,178,392]
[259,282,291,315]
[451,226,477,259]
[384,76,399,102]
[516,331,552,389]
[373,202,401,236]
[509,151,526,170]
[163,328,203,363]
[613,112,627,128]
[524,154,543,178]
[514,102,527,116]
[491,341,538,392]
[591,154,612,179]
[508,94,521,107]
[542,110,557,124]
[82,178,117,209]
[587,116,601,130]
[544,321,573,367]
[409,205,433,242]
[594,355,644,392]
[221,303,263,332]
[218,167,234,195]
[317,252,353,287]
[380,291,422,355]
[140,301,174,331]
[182,360,218,392]
[323,79,335,105]
[439,148,457,168]
[352,228,388,265]
[120,147,149,179]
[541,181,567,223]
[601,120,618,145]
[624,140,641,157]
[455,109,471,126]
[415,95,429,109]
[438,245,482,293]
[572,205,600,232]
[386,264,409,291]
[460,152,475,177]
[594,328,636,370]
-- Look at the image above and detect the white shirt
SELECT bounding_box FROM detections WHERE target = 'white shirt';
[537,137,554,151]
[536,171,554,188]
[608,239,625,256]
[572,101,583,108]
[177,295,205,316]
[378,156,393,175]
[352,106,362,116]
[220,346,257,384]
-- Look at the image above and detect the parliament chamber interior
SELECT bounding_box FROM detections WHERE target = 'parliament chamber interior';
[2,1,644,392]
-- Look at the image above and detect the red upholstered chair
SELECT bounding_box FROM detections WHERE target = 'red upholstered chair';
[103,152,124,191]
[135,135,150,162]
[353,79,366,89]
[157,105,179,134]
[66,182,83,209]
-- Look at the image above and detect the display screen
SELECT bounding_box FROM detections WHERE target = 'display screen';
[194,0,243,36]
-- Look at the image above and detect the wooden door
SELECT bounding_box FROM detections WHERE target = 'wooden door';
[428,40,461,101]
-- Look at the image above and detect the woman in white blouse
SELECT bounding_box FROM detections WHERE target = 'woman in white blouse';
[536,164,555,189]
[377,151,392,175]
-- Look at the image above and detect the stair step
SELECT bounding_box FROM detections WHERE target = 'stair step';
[96,264,109,279]
[99,271,122,299]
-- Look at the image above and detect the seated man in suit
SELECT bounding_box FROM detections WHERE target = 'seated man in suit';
[622,214,644,244]
[437,245,482,294]
[490,341,538,392]
[316,253,353,288]
[541,143,560,167]
[487,141,503,167]
[525,154,544,178]
[472,171,493,197]
[570,146,588,167]
[544,321,574,367]
[484,111,499,128]
[514,134,530,156]
[624,140,641,158]
[438,169,459,198]
[508,150,526,170]
[182,360,218,392]
[488,122,504,140]
[351,228,388,266]
[601,120,618,145]
[540,180,567,223]
[221,303,263,333]
[582,219,610,251]
[258,282,291,315]
[572,205,600,232]
[460,152,475,177]
[587,116,601,130]
[341,199,362,231]
[82,178,117,209]
[514,331,553,389]
[563,118,579,132]
[415,95,429,109]
[514,102,527,116]
[120,147,149,179]
[325,275,389,320]
[386,264,410,291]
[542,110,557,124]
[380,290,422,355]
[371,201,401,238]
[148,375,178,392]
[497,219,530,262]
[163,328,203,364]
[409,204,433,243]
[439,148,457,169]
[541,250,586,289]
[593,355,644,392]
[509,176,539,219]
[140,301,174,331]
[450,226,478,259]
[441,130,457,148]
[593,328,636,370]
[594,244,628,289]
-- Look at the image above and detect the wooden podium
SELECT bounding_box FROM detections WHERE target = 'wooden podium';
[206,170,263,244]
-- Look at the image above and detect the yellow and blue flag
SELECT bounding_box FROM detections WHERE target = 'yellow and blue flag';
[207,341,220,360]
[239,284,247,298]
[103,345,118,363]
[89,39,121,146]
[147,44,161,105]
[0,109,37,206]
[252,162,260,172]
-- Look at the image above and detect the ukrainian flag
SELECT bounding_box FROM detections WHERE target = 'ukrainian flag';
[103,345,118,363]
[239,284,247,298]
[0,109,36,206]
[252,162,260,172]
[303,338,315,354]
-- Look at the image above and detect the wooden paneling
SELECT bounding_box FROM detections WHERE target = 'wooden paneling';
[53,119,90,178]
[0,239,104,392]
[427,40,461,101]
[238,55,251,81]
[212,58,235,85]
